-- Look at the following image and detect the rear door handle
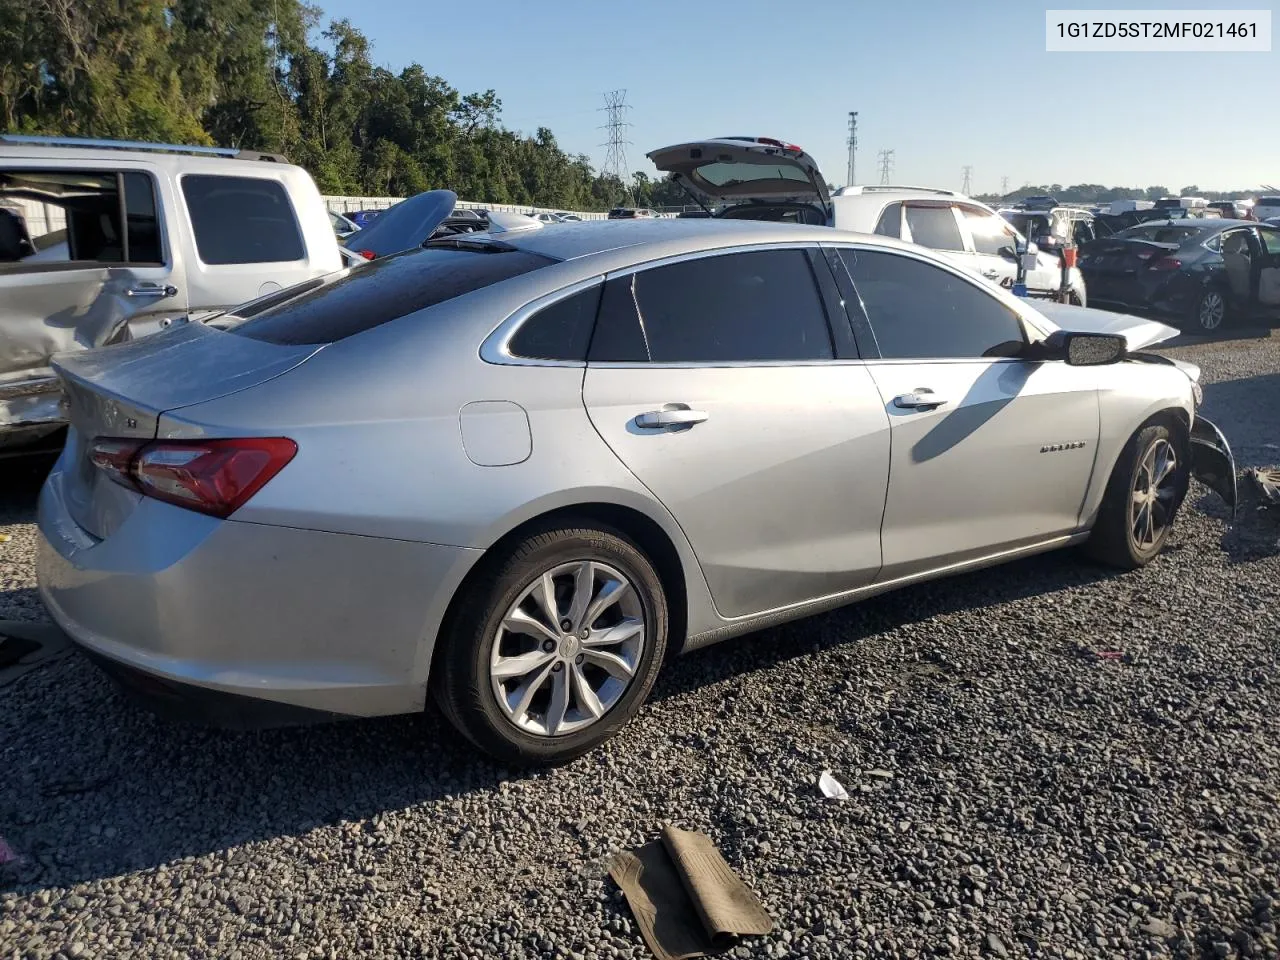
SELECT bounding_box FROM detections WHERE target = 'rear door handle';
[893,389,949,410]
[982,270,1000,279]
[126,283,177,299]
[635,405,709,429]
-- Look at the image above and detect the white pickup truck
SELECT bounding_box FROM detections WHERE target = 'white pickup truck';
[0,135,343,453]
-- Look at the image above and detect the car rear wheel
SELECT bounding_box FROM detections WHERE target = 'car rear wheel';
[1084,421,1189,569]
[433,523,668,765]
[1193,288,1227,332]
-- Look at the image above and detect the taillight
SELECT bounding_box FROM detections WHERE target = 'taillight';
[1148,257,1182,271]
[90,437,297,519]
[355,249,376,261]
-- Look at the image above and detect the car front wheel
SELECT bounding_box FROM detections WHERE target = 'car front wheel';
[433,522,668,765]
[1084,421,1189,569]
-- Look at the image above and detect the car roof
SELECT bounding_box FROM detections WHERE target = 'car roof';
[491,217,910,268]
[0,141,306,177]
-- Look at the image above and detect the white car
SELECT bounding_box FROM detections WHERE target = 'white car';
[648,136,1088,305]
[1254,196,1280,222]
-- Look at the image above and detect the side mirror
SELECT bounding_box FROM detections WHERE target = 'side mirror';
[1039,330,1127,366]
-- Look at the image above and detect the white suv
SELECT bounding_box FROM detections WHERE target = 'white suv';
[0,135,342,450]
[647,137,1087,306]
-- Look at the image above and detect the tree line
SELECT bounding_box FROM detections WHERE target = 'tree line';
[977,183,1266,206]
[0,0,694,211]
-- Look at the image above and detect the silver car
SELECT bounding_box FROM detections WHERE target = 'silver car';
[35,220,1236,765]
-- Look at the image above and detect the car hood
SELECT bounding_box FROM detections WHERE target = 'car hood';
[1032,301,1182,351]
[647,138,831,211]
[340,189,458,259]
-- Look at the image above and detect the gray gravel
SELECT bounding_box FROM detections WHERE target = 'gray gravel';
[3,330,1280,960]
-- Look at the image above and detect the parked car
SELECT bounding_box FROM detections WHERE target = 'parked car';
[1078,219,1280,331]
[329,209,359,240]
[555,212,583,222]
[1207,200,1250,220]
[0,134,342,453]
[348,209,384,228]
[340,192,545,262]
[36,218,1234,764]
[1000,207,1098,257]
[1018,195,1060,211]
[1253,196,1280,222]
[647,137,1088,304]
[607,207,656,219]
[530,212,562,224]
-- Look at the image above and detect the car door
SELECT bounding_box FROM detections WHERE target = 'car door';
[0,164,187,376]
[955,204,1019,292]
[581,245,891,619]
[1219,227,1256,309]
[831,244,1100,581]
[1254,226,1280,310]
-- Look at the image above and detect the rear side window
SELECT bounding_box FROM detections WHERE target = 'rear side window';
[873,202,902,238]
[182,175,304,265]
[508,284,602,361]
[840,248,1025,360]
[904,205,964,251]
[228,246,556,345]
[630,249,833,363]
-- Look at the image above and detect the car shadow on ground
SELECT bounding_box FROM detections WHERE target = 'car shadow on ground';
[1160,322,1274,348]
[1,540,1132,893]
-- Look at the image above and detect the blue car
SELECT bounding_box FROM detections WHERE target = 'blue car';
[349,209,384,229]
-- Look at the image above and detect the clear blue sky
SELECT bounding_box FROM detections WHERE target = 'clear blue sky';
[316,0,1278,192]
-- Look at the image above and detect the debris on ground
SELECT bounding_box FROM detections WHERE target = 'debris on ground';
[0,837,20,866]
[1249,467,1280,505]
[608,825,772,960]
[818,770,850,800]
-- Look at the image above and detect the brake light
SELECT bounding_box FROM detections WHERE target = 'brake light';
[755,137,803,153]
[1148,257,1182,271]
[90,437,297,519]
[355,249,377,261]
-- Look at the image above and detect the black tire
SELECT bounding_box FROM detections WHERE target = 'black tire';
[1084,421,1189,569]
[1190,287,1228,333]
[433,522,668,766]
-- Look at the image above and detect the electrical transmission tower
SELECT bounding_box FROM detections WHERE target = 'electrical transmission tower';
[845,111,858,187]
[1001,175,1010,195]
[599,90,633,198]
[876,149,894,185]
[961,165,973,195]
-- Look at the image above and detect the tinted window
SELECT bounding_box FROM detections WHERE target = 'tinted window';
[1120,224,1200,244]
[840,249,1025,360]
[123,172,162,264]
[631,250,832,363]
[1258,228,1280,255]
[182,174,304,265]
[874,202,902,238]
[508,284,602,361]
[229,246,555,345]
[904,205,964,251]
[960,206,1015,256]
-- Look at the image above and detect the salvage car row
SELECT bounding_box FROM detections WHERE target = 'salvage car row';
[0,132,1243,767]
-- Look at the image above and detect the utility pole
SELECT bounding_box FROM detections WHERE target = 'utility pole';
[961,165,973,195]
[599,90,633,202]
[845,111,858,187]
[876,149,894,186]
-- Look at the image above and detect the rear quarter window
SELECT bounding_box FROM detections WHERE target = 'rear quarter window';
[227,246,556,345]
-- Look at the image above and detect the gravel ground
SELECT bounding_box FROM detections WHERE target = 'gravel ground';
[3,330,1280,960]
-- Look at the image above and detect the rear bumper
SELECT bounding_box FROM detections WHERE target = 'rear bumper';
[36,464,481,724]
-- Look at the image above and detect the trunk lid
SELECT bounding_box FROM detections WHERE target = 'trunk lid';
[646,137,831,214]
[52,321,322,540]
[340,189,457,260]
[1078,237,1180,276]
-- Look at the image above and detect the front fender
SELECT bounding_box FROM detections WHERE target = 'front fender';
[1189,415,1237,516]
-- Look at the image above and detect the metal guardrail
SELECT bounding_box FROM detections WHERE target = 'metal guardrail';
[322,195,609,221]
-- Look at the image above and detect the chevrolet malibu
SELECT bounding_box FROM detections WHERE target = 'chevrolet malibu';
[36,219,1236,765]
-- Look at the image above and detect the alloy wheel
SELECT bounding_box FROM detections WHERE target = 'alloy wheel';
[1198,291,1225,331]
[489,560,645,737]
[1130,438,1178,550]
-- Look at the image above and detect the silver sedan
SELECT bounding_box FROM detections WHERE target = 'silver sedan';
[36,220,1236,764]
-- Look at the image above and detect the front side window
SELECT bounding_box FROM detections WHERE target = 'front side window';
[840,248,1025,360]
[959,206,1016,256]
[903,204,964,251]
[182,174,304,265]
[628,249,833,363]
[1257,228,1280,256]
[0,169,163,270]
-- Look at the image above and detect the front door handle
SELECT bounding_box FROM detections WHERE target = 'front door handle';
[893,389,949,410]
[635,405,709,430]
[126,283,177,299]
[982,269,1000,280]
